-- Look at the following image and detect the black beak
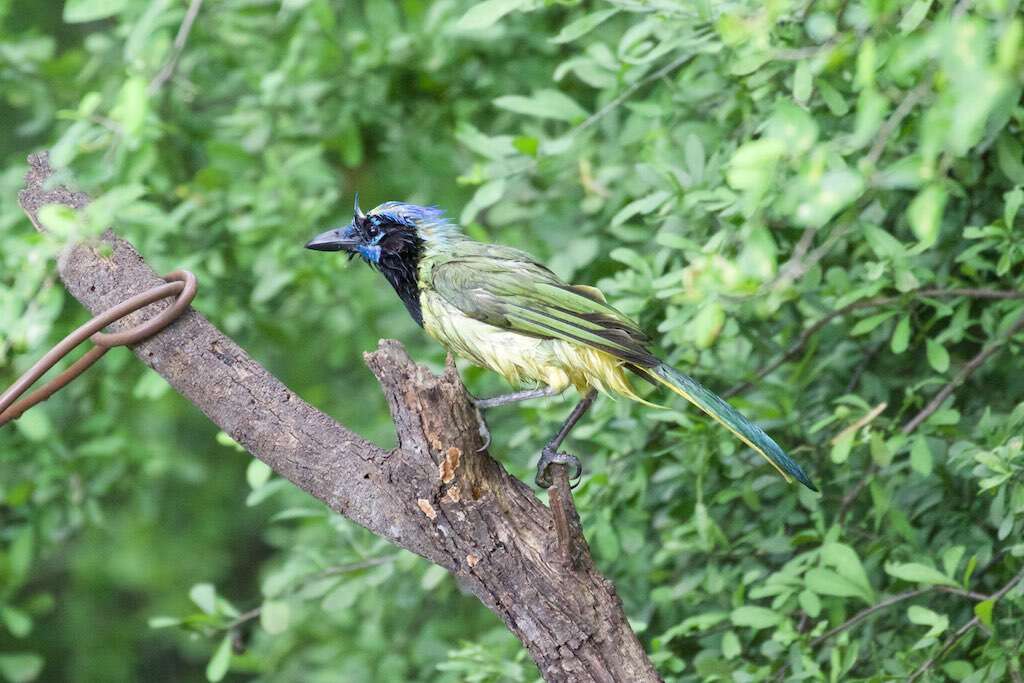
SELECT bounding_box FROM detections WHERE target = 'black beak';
[305,228,359,252]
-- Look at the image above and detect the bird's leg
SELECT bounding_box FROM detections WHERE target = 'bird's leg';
[536,388,598,489]
[472,386,559,409]
[472,387,560,452]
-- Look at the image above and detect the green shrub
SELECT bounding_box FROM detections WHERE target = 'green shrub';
[1,1,1022,681]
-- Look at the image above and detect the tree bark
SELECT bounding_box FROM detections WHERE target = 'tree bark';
[17,152,661,683]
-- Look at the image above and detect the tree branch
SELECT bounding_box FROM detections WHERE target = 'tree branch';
[149,0,204,94]
[724,288,1024,398]
[901,310,1024,434]
[908,565,1024,682]
[17,152,661,683]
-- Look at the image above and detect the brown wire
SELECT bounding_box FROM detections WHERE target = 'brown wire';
[0,270,197,427]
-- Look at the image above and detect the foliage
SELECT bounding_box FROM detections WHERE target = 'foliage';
[2,0,1024,681]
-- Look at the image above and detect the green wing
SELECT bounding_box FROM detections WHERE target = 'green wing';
[426,241,657,367]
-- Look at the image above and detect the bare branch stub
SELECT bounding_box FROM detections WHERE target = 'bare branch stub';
[17,152,661,683]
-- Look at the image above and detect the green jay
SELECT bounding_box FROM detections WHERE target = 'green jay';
[306,198,816,491]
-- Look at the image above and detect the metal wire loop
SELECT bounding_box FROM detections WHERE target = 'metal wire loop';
[0,270,197,427]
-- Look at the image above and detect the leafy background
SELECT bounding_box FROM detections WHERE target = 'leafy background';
[2,0,1024,681]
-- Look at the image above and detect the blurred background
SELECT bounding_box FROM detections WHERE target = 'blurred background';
[2,0,1024,681]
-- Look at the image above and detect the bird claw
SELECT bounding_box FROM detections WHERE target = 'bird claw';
[535,447,583,489]
[474,405,491,452]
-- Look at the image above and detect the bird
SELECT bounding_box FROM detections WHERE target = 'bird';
[306,197,817,492]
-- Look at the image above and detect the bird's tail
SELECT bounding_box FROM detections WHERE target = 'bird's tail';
[639,362,817,491]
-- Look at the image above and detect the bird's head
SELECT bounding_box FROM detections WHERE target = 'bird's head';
[305,196,457,326]
[304,196,451,266]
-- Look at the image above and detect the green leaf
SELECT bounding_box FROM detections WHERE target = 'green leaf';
[63,0,127,22]
[84,184,146,234]
[942,546,966,578]
[147,616,182,629]
[454,0,525,31]
[111,76,148,139]
[1004,186,1023,228]
[926,339,950,373]
[765,101,818,153]
[685,134,705,185]
[190,583,218,614]
[455,123,517,160]
[821,543,875,602]
[850,310,898,336]
[609,247,650,275]
[246,460,272,490]
[36,204,82,241]
[907,604,941,626]
[260,600,290,635]
[551,9,618,43]
[798,589,821,618]
[205,636,232,683]
[898,0,933,33]
[460,178,506,224]
[996,135,1024,184]
[692,302,725,349]
[0,654,43,683]
[494,89,588,122]
[885,562,958,587]
[611,191,670,227]
[891,315,911,353]
[132,370,170,400]
[730,605,783,629]
[943,661,974,680]
[795,168,865,228]
[420,564,448,591]
[831,431,854,464]
[721,630,741,659]
[9,528,33,586]
[819,79,850,115]
[848,87,888,150]
[793,61,812,104]
[805,567,871,602]
[855,38,876,89]
[910,435,933,476]
[907,185,947,247]
[973,599,994,629]
[1,607,32,638]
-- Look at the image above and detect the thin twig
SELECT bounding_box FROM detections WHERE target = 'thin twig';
[901,310,1024,434]
[845,341,885,393]
[812,588,930,646]
[149,0,204,94]
[837,464,876,523]
[764,201,865,296]
[571,50,697,138]
[831,402,888,445]
[908,565,1024,682]
[771,582,992,680]
[223,555,399,632]
[770,226,819,288]
[810,585,991,646]
[866,82,930,166]
[725,288,1024,398]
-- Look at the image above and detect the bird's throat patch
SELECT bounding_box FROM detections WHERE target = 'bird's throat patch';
[375,241,425,326]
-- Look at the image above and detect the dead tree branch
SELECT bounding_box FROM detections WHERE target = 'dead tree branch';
[17,152,660,683]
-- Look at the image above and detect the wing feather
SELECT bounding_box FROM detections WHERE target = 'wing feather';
[427,242,657,367]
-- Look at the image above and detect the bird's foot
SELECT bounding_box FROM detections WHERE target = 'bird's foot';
[535,447,582,489]
[474,404,492,452]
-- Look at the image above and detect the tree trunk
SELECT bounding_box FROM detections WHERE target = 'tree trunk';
[17,152,662,683]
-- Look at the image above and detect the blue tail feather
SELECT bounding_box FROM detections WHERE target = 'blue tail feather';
[648,363,818,492]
